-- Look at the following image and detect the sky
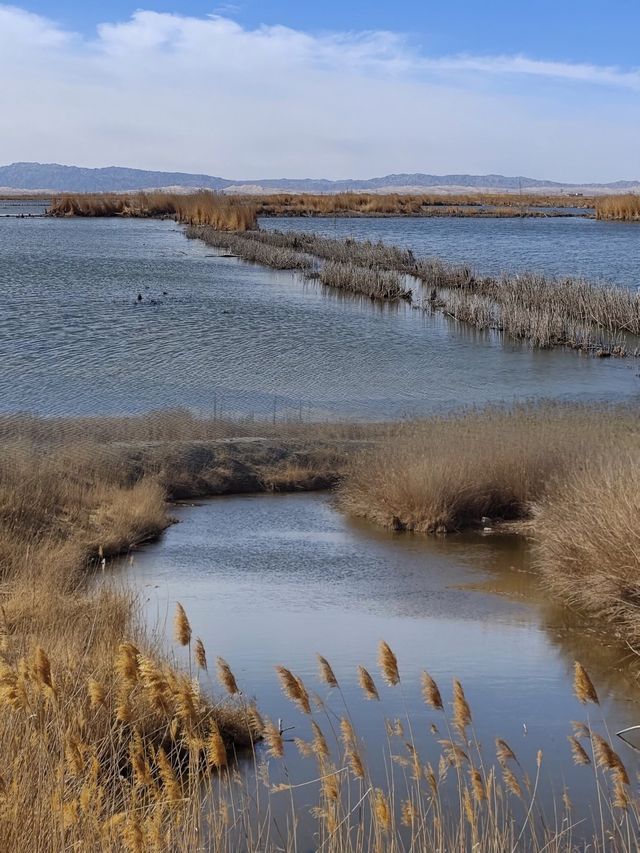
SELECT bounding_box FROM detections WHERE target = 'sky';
[1,1,639,181]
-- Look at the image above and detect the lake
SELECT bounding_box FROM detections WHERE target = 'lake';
[0,210,638,419]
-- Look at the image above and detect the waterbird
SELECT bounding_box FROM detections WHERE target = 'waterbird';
[137,293,143,302]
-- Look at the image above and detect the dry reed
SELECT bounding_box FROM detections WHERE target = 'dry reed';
[534,450,640,647]
[254,191,595,217]
[341,402,639,534]
[48,191,258,231]
[596,194,640,221]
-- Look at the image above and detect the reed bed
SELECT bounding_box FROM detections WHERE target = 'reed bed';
[596,194,640,221]
[319,261,412,301]
[0,441,258,850]
[434,271,640,352]
[340,402,639,534]
[72,620,634,851]
[534,450,640,646]
[255,191,595,217]
[185,226,312,270]
[48,191,258,231]
[191,227,640,352]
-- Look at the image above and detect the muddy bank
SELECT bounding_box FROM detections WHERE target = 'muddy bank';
[114,436,368,499]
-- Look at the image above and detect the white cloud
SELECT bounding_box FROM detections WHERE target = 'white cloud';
[0,5,638,181]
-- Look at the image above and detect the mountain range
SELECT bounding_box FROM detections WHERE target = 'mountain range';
[1,162,638,195]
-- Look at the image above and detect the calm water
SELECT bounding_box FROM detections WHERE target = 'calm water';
[122,493,640,841]
[0,212,639,418]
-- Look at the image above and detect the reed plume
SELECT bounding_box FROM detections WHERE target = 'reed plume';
[311,721,329,760]
[194,638,207,671]
[116,643,140,685]
[421,671,443,711]
[317,654,338,688]
[453,679,472,735]
[378,641,400,686]
[470,767,486,802]
[207,722,228,769]
[495,738,517,765]
[275,666,311,714]
[573,661,599,705]
[591,734,629,784]
[33,646,53,691]
[357,666,380,701]
[502,765,523,798]
[374,789,391,831]
[216,657,239,695]
[174,603,192,647]
[568,735,591,766]
[88,678,106,709]
[263,719,284,758]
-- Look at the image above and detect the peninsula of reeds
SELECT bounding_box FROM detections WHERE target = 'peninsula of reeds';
[253,190,595,217]
[596,194,640,221]
[48,190,258,230]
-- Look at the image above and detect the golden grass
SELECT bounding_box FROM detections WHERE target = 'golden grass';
[534,450,640,646]
[255,191,596,217]
[0,442,258,849]
[0,413,382,850]
[2,407,640,847]
[596,194,640,221]
[47,191,258,230]
[339,402,639,534]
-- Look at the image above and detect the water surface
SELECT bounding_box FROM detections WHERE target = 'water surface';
[123,492,640,839]
[264,215,640,287]
[0,214,638,418]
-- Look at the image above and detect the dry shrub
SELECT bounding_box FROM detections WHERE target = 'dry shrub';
[340,403,639,533]
[48,191,258,231]
[596,194,640,221]
[534,450,640,644]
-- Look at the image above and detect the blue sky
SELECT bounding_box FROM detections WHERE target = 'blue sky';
[14,0,640,66]
[1,2,639,180]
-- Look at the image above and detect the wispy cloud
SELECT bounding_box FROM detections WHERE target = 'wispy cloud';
[0,5,638,180]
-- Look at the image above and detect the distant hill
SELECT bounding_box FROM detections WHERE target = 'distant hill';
[1,162,639,195]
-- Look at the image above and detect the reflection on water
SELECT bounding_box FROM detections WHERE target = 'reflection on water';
[0,214,638,418]
[120,492,640,838]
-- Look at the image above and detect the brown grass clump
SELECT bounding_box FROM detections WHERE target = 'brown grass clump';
[48,191,258,231]
[340,402,639,535]
[596,194,640,221]
[534,450,640,647]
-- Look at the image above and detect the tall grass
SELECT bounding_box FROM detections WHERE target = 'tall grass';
[2,409,640,847]
[319,261,412,300]
[340,403,639,533]
[48,191,258,230]
[596,194,640,221]
[534,451,640,646]
[255,191,595,217]
[340,401,640,648]
[434,272,640,352]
